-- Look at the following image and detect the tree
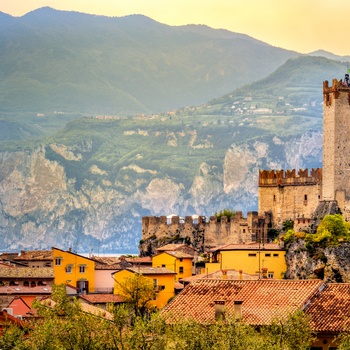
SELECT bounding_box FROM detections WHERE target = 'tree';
[306,214,350,244]
[261,310,315,350]
[214,209,236,222]
[114,273,156,316]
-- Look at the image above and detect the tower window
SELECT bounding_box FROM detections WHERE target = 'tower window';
[304,194,308,201]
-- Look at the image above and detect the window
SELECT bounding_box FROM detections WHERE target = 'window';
[179,266,184,274]
[153,279,158,290]
[179,258,183,262]
[66,265,73,273]
[55,258,62,266]
[248,253,257,257]
[79,265,86,273]
[30,281,36,288]
[273,253,279,257]
[304,194,308,201]
[268,272,274,278]
[242,229,246,233]
[161,264,166,268]
[273,194,276,201]
[264,253,271,257]
[23,281,29,287]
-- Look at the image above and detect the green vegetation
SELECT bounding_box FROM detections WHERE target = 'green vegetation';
[214,209,236,222]
[113,273,156,316]
[305,214,350,245]
[284,214,350,247]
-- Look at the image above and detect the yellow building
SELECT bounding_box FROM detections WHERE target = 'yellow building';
[112,267,176,309]
[52,247,95,293]
[152,251,193,281]
[205,243,286,279]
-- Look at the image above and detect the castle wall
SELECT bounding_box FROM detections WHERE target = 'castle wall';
[258,169,322,228]
[141,212,261,251]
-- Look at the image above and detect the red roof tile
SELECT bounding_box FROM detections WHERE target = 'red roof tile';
[162,279,324,325]
[0,286,52,295]
[79,294,124,304]
[14,250,53,261]
[305,283,350,333]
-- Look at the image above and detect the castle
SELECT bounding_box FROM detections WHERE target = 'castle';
[140,77,350,253]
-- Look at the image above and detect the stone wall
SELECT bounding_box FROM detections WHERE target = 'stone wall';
[323,79,350,220]
[140,212,263,255]
[258,168,322,228]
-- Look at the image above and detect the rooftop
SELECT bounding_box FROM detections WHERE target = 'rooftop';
[14,250,53,261]
[162,279,324,325]
[0,267,54,278]
[122,266,176,275]
[79,294,124,304]
[0,285,52,294]
[305,283,350,333]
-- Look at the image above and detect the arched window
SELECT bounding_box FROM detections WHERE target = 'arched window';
[23,281,29,287]
[9,281,16,286]
[30,281,36,288]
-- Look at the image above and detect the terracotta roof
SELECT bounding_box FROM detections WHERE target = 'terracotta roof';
[156,251,194,259]
[174,282,184,290]
[156,244,195,252]
[162,279,324,325]
[305,283,350,333]
[79,294,124,304]
[41,298,113,320]
[0,285,52,294]
[0,267,54,278]
[125,256,152,264]
[91,257,121,265]
[14,250,53,261]
[121,266,176,275]
[180,269,259,283]
[209,243,283,252]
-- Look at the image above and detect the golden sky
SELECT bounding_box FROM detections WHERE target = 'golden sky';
[1,0,349,55]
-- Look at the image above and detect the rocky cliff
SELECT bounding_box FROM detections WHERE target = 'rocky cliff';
[285,240,350,282]
[0,126,322,254]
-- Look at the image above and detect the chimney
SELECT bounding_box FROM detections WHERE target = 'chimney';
[239,270,243,280]
[68,247,72,252]
[234,300,243,320]
[222,270,227,280]
[20,250,25,256]
[214,300,226,321]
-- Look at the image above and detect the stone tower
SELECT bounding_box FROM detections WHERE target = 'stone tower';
[322,78,350,218]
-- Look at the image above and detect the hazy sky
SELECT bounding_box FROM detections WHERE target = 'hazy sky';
[1,0,349,56]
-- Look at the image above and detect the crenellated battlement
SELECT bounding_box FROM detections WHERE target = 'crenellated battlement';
[323,78,350,106]
[259,168,322,187]
[140,212,266,255]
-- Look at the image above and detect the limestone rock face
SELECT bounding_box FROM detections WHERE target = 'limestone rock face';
[0,131,322,253]
[286,240,350,282]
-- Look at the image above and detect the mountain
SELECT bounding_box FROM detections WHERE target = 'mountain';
[308,49,350,62]
[0,55,347,254]
[0,7,299,116]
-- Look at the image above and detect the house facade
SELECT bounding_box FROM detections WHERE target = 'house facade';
[52,247,95,293]
[152,251,193,281]
[205,242,286,279]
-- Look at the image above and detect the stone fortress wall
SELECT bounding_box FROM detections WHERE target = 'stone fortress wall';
[141,212,265,252]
